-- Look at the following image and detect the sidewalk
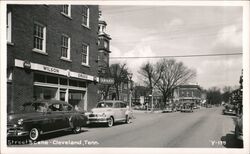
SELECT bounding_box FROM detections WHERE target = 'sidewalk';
[132,109,163,114]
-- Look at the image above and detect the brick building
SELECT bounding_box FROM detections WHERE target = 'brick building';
[173,84,202,104]
[7,5,99,113]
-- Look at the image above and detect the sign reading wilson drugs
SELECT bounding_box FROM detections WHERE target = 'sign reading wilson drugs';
[99,77,114,84]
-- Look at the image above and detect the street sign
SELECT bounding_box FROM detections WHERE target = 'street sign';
[99,77,114,85]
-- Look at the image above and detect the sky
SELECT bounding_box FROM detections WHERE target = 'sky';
[99,5,243,90]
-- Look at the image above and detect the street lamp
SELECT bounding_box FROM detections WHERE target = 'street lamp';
[128,73,133,109]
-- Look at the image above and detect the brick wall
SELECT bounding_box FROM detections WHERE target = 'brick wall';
[7,5,99,112]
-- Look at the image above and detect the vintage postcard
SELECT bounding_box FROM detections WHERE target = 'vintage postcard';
[0,1,249,154]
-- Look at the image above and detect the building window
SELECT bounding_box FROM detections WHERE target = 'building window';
[61,35,70,59]
[82,43,89,65]
[62,5,71,17]
[7,11,12,43]
[82,6,89,27]
[33,22,46,53]
[104,40,108,49]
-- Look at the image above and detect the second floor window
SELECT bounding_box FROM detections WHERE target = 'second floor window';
[82,43,89,65]
[82,6,89,27]
[62,5,71,17]
[33,23,46,52]
[61,35,70,59]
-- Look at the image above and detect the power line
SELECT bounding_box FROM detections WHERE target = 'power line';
[110,52,242,59]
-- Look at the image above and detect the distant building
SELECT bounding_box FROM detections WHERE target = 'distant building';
[7,5,99,113]
[173,84,202,104]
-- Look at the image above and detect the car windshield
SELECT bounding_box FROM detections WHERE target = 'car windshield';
[96,102,113,108]
[18,102,47,113]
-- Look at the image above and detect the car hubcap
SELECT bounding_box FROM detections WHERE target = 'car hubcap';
[30,128,39,140]
[75,127,81,132]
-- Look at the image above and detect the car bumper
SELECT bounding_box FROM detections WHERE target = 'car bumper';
[7,127,29,137]
[88,117,109,124]
[223,111,236,115]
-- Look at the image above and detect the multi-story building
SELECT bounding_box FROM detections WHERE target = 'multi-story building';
[7,5,99,113]
[173,84,202,104]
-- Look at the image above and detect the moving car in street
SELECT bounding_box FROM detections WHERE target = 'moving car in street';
[7,100,88,141]
[88,100,132,127]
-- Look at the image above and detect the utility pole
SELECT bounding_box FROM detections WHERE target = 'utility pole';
[151,88,154,112]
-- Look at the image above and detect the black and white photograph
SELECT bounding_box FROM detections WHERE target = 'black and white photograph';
[0,1,249,154]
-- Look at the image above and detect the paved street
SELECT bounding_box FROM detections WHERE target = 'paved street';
[9,106,243,148]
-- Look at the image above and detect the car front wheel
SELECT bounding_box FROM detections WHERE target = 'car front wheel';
[107,117,114,127]
[125,115,131,124]
[29,127,40,141]
[73,126,81,134]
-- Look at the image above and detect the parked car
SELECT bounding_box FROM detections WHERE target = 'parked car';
[206,104,212,108]
[180,102,193,112]
[235,114,243,141]
[223,104,236,115]
[88,100,132,127]
[162,104,176,113]
[7,100,88,141]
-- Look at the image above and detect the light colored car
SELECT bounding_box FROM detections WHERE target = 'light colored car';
[88,100,132,127]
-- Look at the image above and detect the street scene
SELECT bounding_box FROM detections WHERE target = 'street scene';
[8,106,242,148]
[4,3,246,150]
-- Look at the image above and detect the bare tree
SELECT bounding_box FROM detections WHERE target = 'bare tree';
[109,63,129,100]
[138,61,163,92]
[154,59,196,105]
[139,59,196,108]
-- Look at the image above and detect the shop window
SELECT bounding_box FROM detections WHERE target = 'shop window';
[79,81,86,88]
[68,90,85,107]
[60,78,67,85]
[47,75,58,84]
[60,89,66,101]
[34,86,57,100]
[69,79,77,86]
[34,73,46,82]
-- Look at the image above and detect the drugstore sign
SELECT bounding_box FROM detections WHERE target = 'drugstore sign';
[15,59,97,82]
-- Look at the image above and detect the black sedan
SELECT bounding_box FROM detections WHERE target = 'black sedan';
[7,100,88,141]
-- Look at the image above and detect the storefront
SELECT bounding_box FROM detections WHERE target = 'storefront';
[14,59,98,111]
